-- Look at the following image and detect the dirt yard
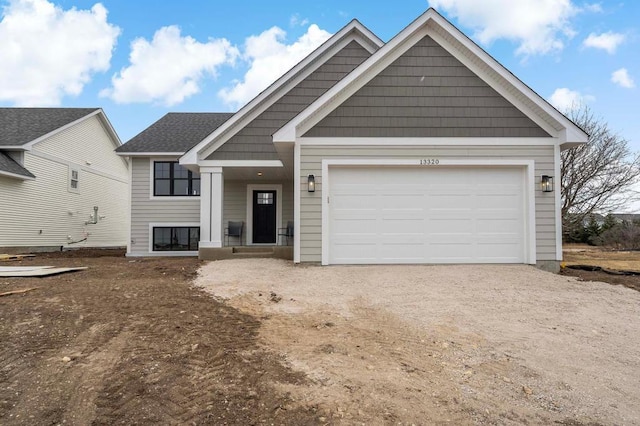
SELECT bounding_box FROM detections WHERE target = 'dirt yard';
[1,250,639,425]
[562,244,640,292]
[0,251,319,425]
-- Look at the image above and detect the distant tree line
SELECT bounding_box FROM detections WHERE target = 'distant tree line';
[560,105,640,250]
[566,214,640,250]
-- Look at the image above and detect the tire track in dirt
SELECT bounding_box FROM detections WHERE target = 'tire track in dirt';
[1,254,324,425]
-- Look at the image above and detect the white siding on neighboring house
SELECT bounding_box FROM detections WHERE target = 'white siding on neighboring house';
[0,115,129,249]
[299,144,556,263]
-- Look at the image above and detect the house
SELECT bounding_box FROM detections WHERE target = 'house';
[0,108,129,251]
[117,9,587,271]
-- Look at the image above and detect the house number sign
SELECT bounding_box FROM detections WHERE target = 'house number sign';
[419,159,440,165]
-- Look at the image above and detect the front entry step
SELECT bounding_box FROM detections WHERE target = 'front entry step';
[199,246,293,261]
[232,246,274,254]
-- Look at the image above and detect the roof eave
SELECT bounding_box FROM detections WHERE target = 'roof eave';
[0,170,35,180]
[274,8,589,143]
[116,152,185,157]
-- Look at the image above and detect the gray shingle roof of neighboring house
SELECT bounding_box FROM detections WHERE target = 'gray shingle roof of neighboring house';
[0,107,99,147]
[0,151,34,178]
[116,112,235,153]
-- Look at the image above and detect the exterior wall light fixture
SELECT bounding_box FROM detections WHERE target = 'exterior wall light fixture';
[541,175,554,192]
[307,174,316,192]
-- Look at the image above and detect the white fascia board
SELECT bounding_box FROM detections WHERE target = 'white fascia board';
[198,160,283,168]
[299,137,558,146]
[558,127,589,150]
[275,12,434,142]
[22,109,102,150]
[118,152,185,157]
[180,21,384,167]
[95,109,123,147]
[0,170,35,180]
[275,8,588,144]
[426,12,588,142]
[0,146,30,151]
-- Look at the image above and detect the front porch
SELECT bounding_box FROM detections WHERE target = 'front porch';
[199,245,293,261]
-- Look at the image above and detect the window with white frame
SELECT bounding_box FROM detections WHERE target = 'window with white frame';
[152,227,200,251]
[68,167,79,193]
[154,161,200,196]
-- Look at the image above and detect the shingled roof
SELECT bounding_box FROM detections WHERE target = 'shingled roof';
[116,113,235,153]
[0,151,35,179]
[0,108,99,147]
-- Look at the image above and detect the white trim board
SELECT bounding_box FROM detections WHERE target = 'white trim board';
[245,184,283,245]
[273,9,587,146]
[180,22,384,166]
[320,158,537,266]
[298,137,558,146]
[29,149,128,184]
[0,170,35,180]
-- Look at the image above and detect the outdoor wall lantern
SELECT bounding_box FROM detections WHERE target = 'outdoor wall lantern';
[307,174,316,192]
[541,175,554,192]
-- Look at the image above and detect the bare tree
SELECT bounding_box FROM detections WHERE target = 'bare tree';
[561,105,640,238]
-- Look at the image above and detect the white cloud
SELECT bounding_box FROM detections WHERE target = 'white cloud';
[0,0,120,106]
[583,31,625,54]
[583,3,603,13]
[101,26,238,106]
[428,0,578,56]
[290,13,309,27]
[548,88,594,112]
[218,24,331,108]
[611,68,635,89]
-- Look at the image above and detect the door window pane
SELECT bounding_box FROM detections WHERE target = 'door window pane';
[257,192,273,205]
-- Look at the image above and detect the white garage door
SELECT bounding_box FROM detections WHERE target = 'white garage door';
[328,166,526,264]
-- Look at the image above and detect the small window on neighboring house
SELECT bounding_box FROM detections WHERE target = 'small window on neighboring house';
[69,168,79,193]
[154,161,200,196]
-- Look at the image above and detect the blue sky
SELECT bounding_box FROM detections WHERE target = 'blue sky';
[0,0,638,152]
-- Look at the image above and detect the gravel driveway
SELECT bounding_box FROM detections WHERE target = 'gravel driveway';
[196,259,640,425]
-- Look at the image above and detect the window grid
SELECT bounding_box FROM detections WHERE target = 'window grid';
[154,161,200,196]
[152,227,200,251]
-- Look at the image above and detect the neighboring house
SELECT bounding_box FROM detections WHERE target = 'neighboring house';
[0,108,129,251]
[611,213,640,224]
[117,9,588,271]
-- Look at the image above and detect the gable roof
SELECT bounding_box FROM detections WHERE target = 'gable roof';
[116,113,234,155]
[274,8,588,147]
[0,108,100,148]
[180,19,384,165]
[0,151,34,180]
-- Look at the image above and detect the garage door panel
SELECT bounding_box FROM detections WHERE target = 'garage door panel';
[328,166,526,264]
[477,218,520,233]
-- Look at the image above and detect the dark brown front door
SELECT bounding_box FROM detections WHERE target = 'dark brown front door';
[252,190,276,243]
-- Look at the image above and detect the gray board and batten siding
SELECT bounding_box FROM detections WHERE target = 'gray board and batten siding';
[304,36,550,138]
[206,41,373,161]
[299,145,557,263]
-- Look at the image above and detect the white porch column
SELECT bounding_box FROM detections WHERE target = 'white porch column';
[199,166,224,248]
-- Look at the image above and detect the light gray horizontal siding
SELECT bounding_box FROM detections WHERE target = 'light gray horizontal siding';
[299,144,556,263]
[130,160,294,253]
[305,36,549,138]
[208,41,372,161]
[130,157,200,254]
